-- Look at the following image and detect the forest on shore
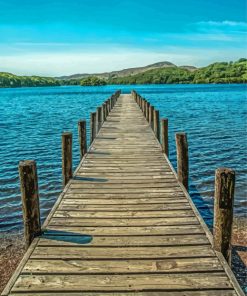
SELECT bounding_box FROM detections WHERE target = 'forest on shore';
[0,58,246,88]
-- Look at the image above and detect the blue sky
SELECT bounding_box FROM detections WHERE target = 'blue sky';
[0,0,246,76]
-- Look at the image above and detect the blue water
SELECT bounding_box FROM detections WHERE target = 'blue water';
[0,84,246,232]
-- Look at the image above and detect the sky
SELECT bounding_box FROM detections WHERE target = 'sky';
[0,0,246,76]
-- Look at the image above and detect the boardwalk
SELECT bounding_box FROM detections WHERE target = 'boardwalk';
[2,94,243,295]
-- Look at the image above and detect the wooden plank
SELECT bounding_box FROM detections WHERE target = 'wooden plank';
[12,273,232,292]
[66,188,183,194]
[61,197,188,204]
[8,291,238,296]
[23,257,222,274]
[53,209,194,218]
[57,203,191,211]
[37,234,210,247]
[69,183,180,189]
[44,225,204,236]
[48,216,199,227]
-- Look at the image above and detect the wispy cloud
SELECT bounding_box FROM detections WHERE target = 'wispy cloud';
[194,20,247,33]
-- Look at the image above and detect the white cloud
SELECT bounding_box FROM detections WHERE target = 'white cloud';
[197,21,247,27]
[194,20,247,33]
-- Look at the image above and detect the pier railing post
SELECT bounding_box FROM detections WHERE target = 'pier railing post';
[103,103,107,122]
[105,101,109,117]
[107,99,111,114]
[62,132,73,187]
[175,132,188,190]
[149,105,154,128]
[96,106,102,133]
[153,109,160,141]
[19,160,41,249]
[161,118,169,156]
[146,102,150,121]
[78,120,87,159]
[214,168,235,264]
[110,96,113,109]
[143,99,147,118]
[90,112,96,143]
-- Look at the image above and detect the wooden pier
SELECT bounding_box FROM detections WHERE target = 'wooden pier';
[2,92,244,295]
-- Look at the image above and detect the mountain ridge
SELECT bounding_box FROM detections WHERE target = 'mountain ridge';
[56,61,197,80]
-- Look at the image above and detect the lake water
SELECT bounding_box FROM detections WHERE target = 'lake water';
[0,84,246,232]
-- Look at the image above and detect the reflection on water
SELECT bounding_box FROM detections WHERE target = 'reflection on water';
[0,84,246,232]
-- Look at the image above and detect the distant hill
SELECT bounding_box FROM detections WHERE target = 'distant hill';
[57,61,188,80]
[0,72,60,88]
[107,58,247,85]
[0,59,246,88]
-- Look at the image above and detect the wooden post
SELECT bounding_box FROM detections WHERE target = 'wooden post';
[161,118,169,156]
[143,99,146,117]
[90,112,96,144]
[19,160,41,249]
[107,99,110,114]
[78,120,87,159]
[105,101,109,117]
[175,133,188,190]
[62,132,73,187]
[108,99,110,114]
[153,109,160,141]
[110,96,113,109]
[133,91,137,102]
[149,105,154,128]
[103,103,107,121]
[138,95,141,108]
[96,106,102,133]
[214,168,235,264]
[146,102,150,121]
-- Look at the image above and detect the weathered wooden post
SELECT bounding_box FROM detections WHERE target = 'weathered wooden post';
[90,112,96,144]
[213,168,235,264]
[134,91,137,102]
[107,99,111,113]
[149,105,154,128]
[96,106,102,133]
[110,96,113,109]
[19,160,41,249]
[175,133,188,190]
[142,99,145,113]
[78,120,87,159]
[146,102,150,121]
[105,101,109,117]
[62,132,73,187]
[103,102,107,122]
[161,118,169,156]
[143,99,146,117]
[153,109,160,141]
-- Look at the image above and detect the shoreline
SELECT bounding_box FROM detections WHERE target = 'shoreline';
[0,217,246,293]
[0,82,247,89]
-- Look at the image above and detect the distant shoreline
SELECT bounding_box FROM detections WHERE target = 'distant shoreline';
[0,82,247,90]
[1,58,246,88]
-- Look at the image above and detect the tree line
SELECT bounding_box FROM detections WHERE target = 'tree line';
[0,58,246,88]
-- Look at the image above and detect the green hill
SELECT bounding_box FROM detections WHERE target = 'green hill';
[0,58,246,88]
[108,59,247,85]
[0,72,60,88]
